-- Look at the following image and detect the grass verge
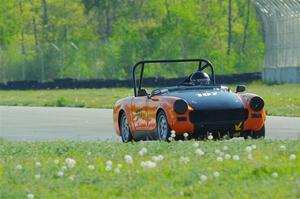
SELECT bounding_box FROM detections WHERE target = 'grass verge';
[0,140,299,198]
[0,82,299,116]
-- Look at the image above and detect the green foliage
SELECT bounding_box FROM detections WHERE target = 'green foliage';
[0,0,264,82]
[0,140,299,198]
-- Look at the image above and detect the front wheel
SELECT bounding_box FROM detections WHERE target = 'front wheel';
[120,114,133,143]
[156,111,171,141]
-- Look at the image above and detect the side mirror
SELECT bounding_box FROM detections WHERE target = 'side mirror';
[236,85,246,93]
[138,89,148,96]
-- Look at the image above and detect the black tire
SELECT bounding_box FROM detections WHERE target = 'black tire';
[156,111,171,141]
[251,125,265,139]
[120,113,133,143]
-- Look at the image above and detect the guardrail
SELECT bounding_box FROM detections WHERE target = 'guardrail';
[0,72,261,90]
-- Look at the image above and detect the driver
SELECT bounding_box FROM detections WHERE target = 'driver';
[190,71,210,85]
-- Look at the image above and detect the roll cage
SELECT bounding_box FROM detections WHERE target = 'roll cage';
[132,58,216,97]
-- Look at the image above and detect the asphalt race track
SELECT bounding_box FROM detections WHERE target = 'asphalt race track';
[0,106,299,141]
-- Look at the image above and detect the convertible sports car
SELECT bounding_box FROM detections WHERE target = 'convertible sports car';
[113,59,266,142]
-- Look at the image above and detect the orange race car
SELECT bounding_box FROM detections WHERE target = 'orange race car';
[113,59,266,142]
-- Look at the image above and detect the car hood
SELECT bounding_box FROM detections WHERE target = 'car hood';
[165,89,244,110]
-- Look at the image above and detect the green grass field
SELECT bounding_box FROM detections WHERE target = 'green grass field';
[0,140,299,198]
[0,82,299,116]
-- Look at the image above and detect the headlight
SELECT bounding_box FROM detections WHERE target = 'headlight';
[250,96,264,112]
[174,99,188,114]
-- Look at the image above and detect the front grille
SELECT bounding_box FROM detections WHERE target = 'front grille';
[189,108,248,124]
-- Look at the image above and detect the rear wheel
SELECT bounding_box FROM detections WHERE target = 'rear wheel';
[251,125,265,139]
[120,113,133,143]
[156,111,171,141]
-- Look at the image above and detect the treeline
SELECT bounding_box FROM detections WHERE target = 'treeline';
[0,0,264,82]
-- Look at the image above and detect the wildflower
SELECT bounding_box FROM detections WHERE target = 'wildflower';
[27,193,34,199]
[217,157,223,162]
[65,158,76,169]
[200,174,208,181]
[213,171,220,178]
[57,171,64,177]
[35,162,41,167]
[222,146,228,151]
[54,159,59,164]
[233,155,240,160]
[171,130,176,138]
[105,166,112,171]
[61,166,67,171]
[183,133,189,139]
[138,147,148,156]
[168,137,174,141]
[264,155,269,160]
[115,167,120,173]
[140,161,156,169]
[245,146,252,153]
[88,165,95,170]
[215,149,221,154]
[289,154,296,160]
[251,145,256,150]
[280,145,286,150]
[193,142,199,148]
[271,172,278,178]
[69,175,75,181]
[208,134,213,140]
[124,155,133,164]
[87,151,92,156]
[225,154,231,160]
[152,155,164,162]
[34,174,41,180]
[16,164,23,170]
[247,154,253,160]
[179,156,190,164]
[195,149,204,156]
[106,160,113,166]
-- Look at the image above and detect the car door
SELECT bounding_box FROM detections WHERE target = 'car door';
[131,96,148,131]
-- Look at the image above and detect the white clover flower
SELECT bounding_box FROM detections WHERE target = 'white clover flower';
[217,157,223,162]
[27,193,34,199]
[65,158,76,169]
[233,155,240,160]
[200,174,208,181]
[34,174,41,179]
[87,151,92,156]
[179,156,190,164]
[215,149,221,154]
[138,147,148,156]
[280,145,286,150]
[225,154,231,160]
[264,155,269,160]
[245,146,252,153]
[105,165,112,171]
[168,137,174,141]
[271,172,278,178]
[35,161,41,167]
[140,161,156,169]
[195,149,204,156]
[69,175,75,181]
[178,140,183,143]
[247,154,253,160]
[171,130,176,134]
[251,145,256,150]
[222,146,228,151]
[289,154,296,160]
[208,134,213,140]
[88,165,95,170]
[57,171,64,177]
[124,155,133,164]
[171,130,176,138]
[183,133,189,138]
[213,171,220,178]
[106,160,113,166]
[114,167,120,173]
[152,155,164,162]
[54,159,59,164]
[16,164,23,170]
[193,142,199,148]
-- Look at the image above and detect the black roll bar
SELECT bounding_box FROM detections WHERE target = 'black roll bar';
[132,58,215,97]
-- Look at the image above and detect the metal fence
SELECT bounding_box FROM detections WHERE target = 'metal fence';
[253,0,300,83]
